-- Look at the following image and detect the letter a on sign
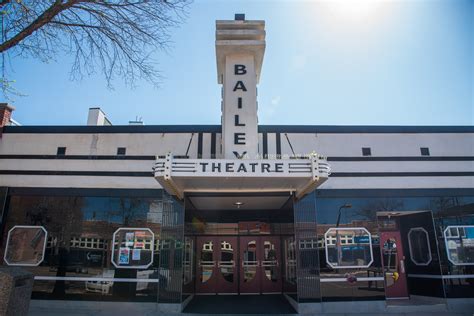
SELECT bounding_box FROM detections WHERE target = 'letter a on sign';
[233,81,247,92]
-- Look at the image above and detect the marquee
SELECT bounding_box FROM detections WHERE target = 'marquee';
[154,153,330,200]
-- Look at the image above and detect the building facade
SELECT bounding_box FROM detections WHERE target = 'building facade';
[0,16,473,314]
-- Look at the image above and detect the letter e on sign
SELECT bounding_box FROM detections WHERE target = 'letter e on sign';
[234,133,246,145]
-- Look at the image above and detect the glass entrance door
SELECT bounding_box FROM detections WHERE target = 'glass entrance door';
[261,236,282,293]
[240,236,261,294]
[380,230,409,299]
[196,236,238,294]
[196,237,217,294]
[216,237,238,294]
[239,236,282,294]
[197,236,283,294]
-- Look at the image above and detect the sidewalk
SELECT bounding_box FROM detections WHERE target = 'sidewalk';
[28,299,474,316]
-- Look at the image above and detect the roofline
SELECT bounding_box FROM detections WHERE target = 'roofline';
[2,125,474,134]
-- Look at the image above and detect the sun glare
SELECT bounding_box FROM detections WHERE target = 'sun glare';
[324,0,385,22]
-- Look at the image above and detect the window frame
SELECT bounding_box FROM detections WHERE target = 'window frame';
[444,225,474,266]
[117,147,126,156]
[362,147,371,156]
[324,227,374,269]
[420,147,430,156]
[56,147,66,156]
[408,227,432,266]
[111,227,155,269]
[3,225,48,267]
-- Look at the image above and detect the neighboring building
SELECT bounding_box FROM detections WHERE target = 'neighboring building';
[0,15,473,314]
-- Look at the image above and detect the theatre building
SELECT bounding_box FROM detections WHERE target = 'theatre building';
[0,15,473,314]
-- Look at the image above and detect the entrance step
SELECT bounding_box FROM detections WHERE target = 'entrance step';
[182,295,297,314]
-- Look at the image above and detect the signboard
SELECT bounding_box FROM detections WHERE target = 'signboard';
[154,154,330,200]
[155,154,330,176]
[222,55,258,159]
[111,228,155,269]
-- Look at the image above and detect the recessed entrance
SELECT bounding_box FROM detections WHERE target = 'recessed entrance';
[183,192,295,303]
[195,235,283,295]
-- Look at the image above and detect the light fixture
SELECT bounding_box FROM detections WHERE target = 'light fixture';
[336,203,352,227]
[234,201,245,209]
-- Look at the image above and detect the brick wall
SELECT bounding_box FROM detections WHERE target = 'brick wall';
[0,103,14,136]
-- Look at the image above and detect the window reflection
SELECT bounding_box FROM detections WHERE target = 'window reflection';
[200,241,214,283]
[284,237,296,285]
[324,227,373,268]
[0,194,164,301]
[183,237,194,285]
[243,240,257,283]
[220,240,234,283]
[263,240,278,282]
[408,228,432,266]
[4,226,47,266]
[444,226,474,266]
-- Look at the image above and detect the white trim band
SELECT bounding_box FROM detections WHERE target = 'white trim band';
[34,276,159,283]
[320,277,384,282]
[407,274,474,279]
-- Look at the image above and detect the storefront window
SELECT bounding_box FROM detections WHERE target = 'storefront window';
[0,193,166,302]
[4,225,47,266]
[324,227,373,269]
[111,228,155,269]
[444,225,474,265]
[408,227,432,266]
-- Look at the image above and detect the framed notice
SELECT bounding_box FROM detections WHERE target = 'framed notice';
[111,228,155,269]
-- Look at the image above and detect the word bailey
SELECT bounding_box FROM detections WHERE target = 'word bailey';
[232,64,249,159]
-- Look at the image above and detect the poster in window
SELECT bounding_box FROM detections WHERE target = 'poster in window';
[132,249,141,261]
[119,247,130,264]
[125,232,135,247]
[135,231,146,238]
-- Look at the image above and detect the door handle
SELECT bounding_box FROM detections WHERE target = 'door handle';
[261,260,278,267]
[218,260,235,268]
[242,261,259,267]
[399,259,405,274]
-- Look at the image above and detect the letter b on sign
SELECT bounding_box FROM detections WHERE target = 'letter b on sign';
[234,64,247,75]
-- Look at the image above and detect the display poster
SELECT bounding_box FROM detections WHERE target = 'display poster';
[135,231,146,238]
[119,247,130,264]
[125,232,135,247]
[134,241,145,249]
[132,249,141,261]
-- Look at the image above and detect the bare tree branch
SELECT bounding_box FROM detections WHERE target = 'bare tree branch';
[1,0,191,97]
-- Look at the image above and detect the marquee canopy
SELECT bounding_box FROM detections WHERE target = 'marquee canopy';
[154,153,330,200]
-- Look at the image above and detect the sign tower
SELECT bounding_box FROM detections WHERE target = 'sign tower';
[216,14,266,159]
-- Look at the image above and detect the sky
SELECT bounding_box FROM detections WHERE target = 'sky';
[3,0,474,126]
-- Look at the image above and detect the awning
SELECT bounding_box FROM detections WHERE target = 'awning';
[154,153,330,200]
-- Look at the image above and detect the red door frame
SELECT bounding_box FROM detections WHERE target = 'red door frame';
[380,231,409,299]
[215,236,239,294]
[196,235,283,295]
[239,236,262,294]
